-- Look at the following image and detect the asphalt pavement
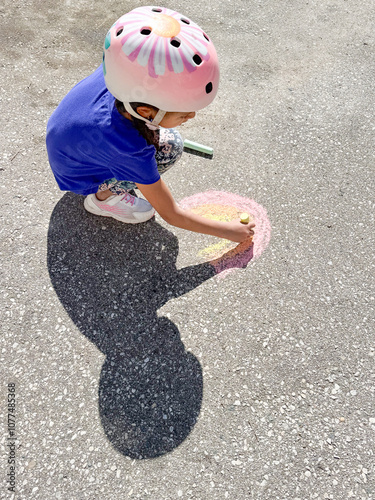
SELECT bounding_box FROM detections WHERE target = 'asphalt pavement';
[1,0,374,499]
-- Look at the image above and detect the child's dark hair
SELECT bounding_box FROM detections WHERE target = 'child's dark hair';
[115,99,160,150]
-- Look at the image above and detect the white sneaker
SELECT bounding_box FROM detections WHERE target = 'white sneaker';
[84,192,155,224]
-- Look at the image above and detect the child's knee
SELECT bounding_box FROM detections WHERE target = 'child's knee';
[156,128,184,167]
[170,132,183,162]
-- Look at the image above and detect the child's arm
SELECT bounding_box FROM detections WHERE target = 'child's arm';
[136,179,255,243]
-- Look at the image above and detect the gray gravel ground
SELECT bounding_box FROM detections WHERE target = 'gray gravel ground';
[1,0,375,499]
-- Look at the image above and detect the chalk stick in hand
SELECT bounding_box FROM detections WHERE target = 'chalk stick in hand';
[240,212,250,224]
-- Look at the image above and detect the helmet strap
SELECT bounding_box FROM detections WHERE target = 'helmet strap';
[123,103,166,130]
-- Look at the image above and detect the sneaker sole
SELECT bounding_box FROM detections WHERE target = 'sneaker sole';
[84,196,155,224]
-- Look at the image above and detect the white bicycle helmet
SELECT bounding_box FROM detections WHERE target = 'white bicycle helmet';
[103,6,220,127]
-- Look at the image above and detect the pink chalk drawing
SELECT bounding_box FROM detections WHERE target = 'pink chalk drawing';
[179,191,271,277]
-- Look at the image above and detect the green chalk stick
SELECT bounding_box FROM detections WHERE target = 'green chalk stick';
[183,140,213,156]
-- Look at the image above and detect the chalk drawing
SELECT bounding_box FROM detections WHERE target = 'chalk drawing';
[179,191,271,277]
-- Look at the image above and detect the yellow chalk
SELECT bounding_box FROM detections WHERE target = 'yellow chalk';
[240,212,250,224]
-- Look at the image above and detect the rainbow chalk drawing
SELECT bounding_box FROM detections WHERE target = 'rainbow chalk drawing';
[179,191,271,278]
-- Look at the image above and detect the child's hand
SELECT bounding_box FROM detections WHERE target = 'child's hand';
[224,220,255,243]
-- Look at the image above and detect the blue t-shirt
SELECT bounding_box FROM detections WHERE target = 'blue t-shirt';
[46,67,160,195]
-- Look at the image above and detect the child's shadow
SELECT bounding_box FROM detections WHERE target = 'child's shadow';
[47,193,216,459]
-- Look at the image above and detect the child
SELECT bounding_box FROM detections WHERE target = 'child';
[46,6,254,243]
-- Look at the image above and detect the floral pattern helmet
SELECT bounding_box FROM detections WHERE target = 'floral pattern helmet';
[103,6,220,127]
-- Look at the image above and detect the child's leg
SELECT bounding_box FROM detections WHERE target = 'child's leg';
[96,178,137,200]
[155,128,183,175]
